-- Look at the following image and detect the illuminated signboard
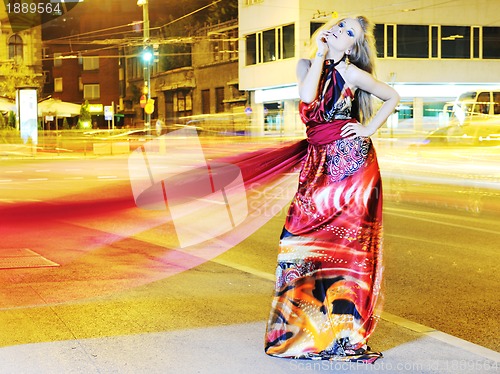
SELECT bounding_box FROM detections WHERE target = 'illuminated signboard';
[17,87,38,146]
[88,104,104,113]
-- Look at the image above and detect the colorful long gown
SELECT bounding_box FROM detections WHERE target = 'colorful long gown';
[264,59,384,363]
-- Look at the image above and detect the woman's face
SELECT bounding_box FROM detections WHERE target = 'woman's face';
[326,18,363,53]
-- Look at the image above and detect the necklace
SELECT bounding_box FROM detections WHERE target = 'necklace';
[325,54,346,67]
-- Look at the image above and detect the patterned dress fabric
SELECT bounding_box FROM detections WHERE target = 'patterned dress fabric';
[265,59,384,363]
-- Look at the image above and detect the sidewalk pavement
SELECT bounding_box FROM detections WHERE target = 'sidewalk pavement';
[0,318,498,373]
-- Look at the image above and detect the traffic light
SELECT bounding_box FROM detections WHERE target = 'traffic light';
[142,45,153,64]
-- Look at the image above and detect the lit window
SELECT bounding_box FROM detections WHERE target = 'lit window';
[84,84,100,100]
[83,56,99,71]
[54,78,63,92]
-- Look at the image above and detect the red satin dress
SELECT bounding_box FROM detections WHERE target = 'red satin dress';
[265,59,384,363]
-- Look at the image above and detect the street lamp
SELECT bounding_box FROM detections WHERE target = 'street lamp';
[137,0,151,131]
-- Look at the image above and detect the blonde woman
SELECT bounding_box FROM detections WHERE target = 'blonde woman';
[265,16,399,363]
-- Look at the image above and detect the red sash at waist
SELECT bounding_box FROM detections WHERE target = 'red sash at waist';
[306,118,357,146]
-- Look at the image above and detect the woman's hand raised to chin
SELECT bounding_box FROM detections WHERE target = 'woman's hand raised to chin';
[316,30,330,57]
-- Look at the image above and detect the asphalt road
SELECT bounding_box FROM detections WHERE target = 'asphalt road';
[0,143,498,353]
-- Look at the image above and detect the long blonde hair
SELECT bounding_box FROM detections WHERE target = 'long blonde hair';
[349,16,377,123]
[309,15,377,124]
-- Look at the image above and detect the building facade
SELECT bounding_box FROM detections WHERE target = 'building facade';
[41,0,142,128]
[37,0,500,134]
[136,19,246,133]
[0,6,43,97]
[238,0,500,135]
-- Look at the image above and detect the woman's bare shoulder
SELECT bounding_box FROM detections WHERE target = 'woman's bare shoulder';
[296,58,313,80]
[297,58,313,70]
[342,63,372,87]
[297,58,313,66]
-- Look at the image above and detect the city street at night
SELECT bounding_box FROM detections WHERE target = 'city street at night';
[1,0,500,372]
[0,136,498,373]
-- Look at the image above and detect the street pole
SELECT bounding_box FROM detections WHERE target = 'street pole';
[138,0,151,132]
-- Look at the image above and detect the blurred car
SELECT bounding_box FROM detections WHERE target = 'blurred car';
[452,89,500,122]
[106,129,156,150]
[422,121,500,146]
[422,89,500,146]
[381,145,500,216]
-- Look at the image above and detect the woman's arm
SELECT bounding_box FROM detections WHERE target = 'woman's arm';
[341,66,400,137]
[297,57,323,104]
[297,31,329,104]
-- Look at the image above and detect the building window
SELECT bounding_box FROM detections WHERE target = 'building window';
[276,28,282,60]
[212,28,238,62]
[262,29,276,62]
[441,26,470,58]
[227,28,238,60]
[213,41,221,61]
[201,89,210,114]
[215,87,224,113]
[368,23,500,61]
[9,34,23,61]
[386,24,395,57]
[246,34,257,65]
[472,26,480,59]
[245,23,295,65]
[310,22,325,37]
[397,25,428,58]
[83,84,100,100]
[42,70,50,85]
[430,25,440,58]
[54,78,63,92]
[282,24,295,59]
[483,26,500,59]
[374,24,384,58]
[177,91,186,112]
[83,56,99,71]
[54,52,62,67]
